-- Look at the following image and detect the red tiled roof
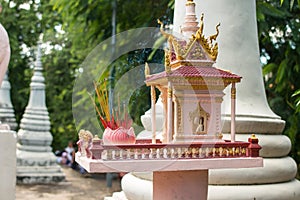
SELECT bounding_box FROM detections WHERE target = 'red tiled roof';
[146,66,241,82]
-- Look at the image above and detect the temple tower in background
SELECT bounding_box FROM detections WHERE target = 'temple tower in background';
[0,73,17,130]
[16,44,65,184]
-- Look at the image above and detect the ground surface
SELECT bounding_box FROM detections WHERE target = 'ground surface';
[16,166,122,200]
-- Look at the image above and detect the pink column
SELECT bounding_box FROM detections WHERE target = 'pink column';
[151,85,156,144]
[167,82,173,143]
[153,170,208,200]
[231,82,236,142]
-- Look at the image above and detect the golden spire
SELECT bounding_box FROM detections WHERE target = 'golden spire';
[186,0,195,5]
[188,14,220,61]
[198,13,204,36]
[144,62,150,78]
[158,2,221,62]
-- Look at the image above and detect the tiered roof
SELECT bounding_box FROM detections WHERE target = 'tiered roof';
[146,66,241,82]
[146,0,241,85]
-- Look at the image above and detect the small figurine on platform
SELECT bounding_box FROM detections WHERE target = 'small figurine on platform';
[77,129,93,158]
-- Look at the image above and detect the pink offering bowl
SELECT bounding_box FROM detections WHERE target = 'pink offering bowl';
[103,127,136,145]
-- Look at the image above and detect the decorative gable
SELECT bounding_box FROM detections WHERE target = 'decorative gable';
[185,41,207,60]
[158,12,220,66]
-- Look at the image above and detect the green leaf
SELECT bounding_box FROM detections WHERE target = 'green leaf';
[290,0,295,10]
[292,89,300,97]
[168,0,175,9]
[260,2,287,18]
[256,10,265,22]
[263,63,277,75]
[294,64,300,73]
[148,36,166,61]
[275,59,288,84]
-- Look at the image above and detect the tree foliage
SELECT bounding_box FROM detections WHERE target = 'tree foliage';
[3,0,300,172]
[1,0,42,123]
[258,0,300,174]
[1,0,77,151]
[48,0,172,149]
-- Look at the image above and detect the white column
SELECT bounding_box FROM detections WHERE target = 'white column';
[174,0,284,134]
[174,1,300,200]
[230,83,236,142]
[151,86,156,144]
[173,99,178,140]
[167,82,173,143]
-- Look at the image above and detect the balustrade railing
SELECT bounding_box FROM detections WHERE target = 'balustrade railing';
[77,136,261,161]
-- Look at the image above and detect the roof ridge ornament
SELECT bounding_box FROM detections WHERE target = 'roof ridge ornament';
[157,1,220,62]
[144,62,151,78]
[191,18,220,61]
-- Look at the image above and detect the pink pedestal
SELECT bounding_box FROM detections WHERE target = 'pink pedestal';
[76,152,262,199]
[77,137,262,200]
[153,170,208,200]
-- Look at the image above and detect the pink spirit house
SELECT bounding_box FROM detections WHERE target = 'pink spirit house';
[76,1,263,199]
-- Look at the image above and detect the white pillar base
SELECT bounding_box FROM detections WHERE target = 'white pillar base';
[0,130,16,200]
[208,179,300,200]
[118,130,299,200]
[121,172,152,200]
[222,115,285,134]
[209,157,297,184]
[120,173,300,200]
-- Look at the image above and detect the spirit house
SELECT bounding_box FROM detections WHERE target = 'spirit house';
[75,1,263,199]
[145,1,241,143]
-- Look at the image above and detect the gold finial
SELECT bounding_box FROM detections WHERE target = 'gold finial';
[192,13,204,40]
[199,13,204,36]
[93,135,100,141]
[145,62,150,78]
[164,48,171,74]
[157,19,163,28]
[188,18,220,61]
[157,19,165,35]
[157,19,166,37]
[186,0,195,5]
[209,23,220,42]
[217,133,223,139]
[157,19,173,39]
[251,134,257,139]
